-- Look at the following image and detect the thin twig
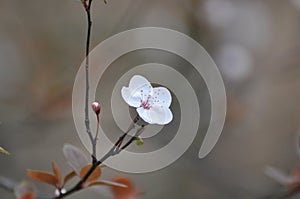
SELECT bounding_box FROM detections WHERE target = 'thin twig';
[120,125,145,151]
[94,115,100,141]
[113,115,140,150]
[83,0,97,161]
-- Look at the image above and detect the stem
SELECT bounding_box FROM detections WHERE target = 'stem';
[94,115,100,141]
[120,125,145,151]
[83,0,97,160]
[114,115,140,150]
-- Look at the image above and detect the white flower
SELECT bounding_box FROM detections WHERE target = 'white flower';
[121,75,173,125]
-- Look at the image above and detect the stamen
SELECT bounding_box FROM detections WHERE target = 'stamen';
[140,95,152,110]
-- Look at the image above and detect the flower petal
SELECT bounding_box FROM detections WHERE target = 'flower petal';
[136,106,173,125]
[121,75,153,108]
[136,107,152,124]
[152,87,172,108]
[128,75,151,93]
[121,87,142,108]
[150,106,173,125]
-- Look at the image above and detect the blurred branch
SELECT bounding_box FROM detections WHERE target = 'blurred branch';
[0,176,16,192]
[0,176,52,199]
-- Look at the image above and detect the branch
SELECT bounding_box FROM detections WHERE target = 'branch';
[0,176,16,192]
[55,124,145,199]
[55,1,146,198]
[83,0,97,161]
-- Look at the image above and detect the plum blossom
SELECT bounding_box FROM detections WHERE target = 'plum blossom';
[121,75,173,125]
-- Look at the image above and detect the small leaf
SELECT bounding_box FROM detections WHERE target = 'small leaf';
[14,182,35,199]
[0,146,9,155]
[27,170,58,186]
[52,161,62,185]
[20,192,35,199]
[80,164,101,183]
[63,144,89,175]
[63,171,77,186]
[135,137,144,146]
[89,180,128,188]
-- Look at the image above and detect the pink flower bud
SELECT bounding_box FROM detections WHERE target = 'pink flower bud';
[92,102,101,115]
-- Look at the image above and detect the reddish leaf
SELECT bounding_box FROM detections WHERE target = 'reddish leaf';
[63,171,77,186]
[110,177,139,199]
[52,161,62,185]
[80,164,101,183]
[14,182,35,199]
[291,167,300,179]
[289,182,300,194]
[27,170,58,186]
[20,192,35,199]
[289,167,300,193]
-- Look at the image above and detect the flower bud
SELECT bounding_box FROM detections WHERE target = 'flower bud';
[92,102,101,115]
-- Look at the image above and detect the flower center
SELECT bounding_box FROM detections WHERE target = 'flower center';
[141,97,152,110]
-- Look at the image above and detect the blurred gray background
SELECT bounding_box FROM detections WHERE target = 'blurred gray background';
[1,0,300,198]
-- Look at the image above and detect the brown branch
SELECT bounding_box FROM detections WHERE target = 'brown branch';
[55,124,145,199]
